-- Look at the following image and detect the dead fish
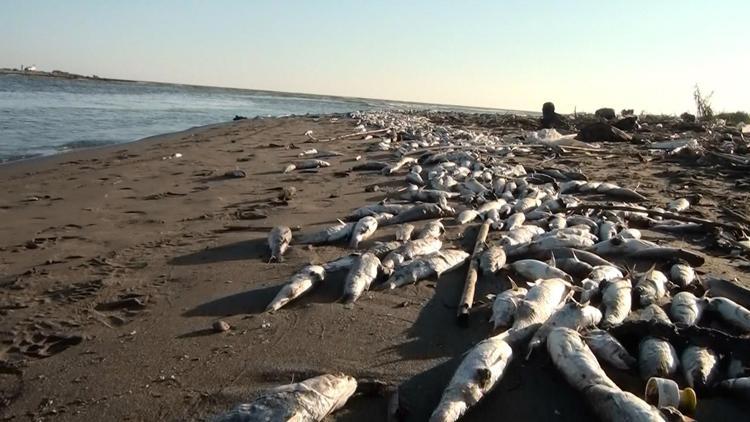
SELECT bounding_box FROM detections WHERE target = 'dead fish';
[500,226,541,248]
[268,226,292,262]
[566,215,598,231]
[401,188,457,203]
[716,377,750,400]
[548,214,567,230]
[616,228,642,240]
[670,262,695,287]
[638,337,679,380]
[299,221,355,245]
[429,335,513,422]
[477,199,506,214]
[405,172,425,186]
[381,249,469,290]
[505,212,525,231]
[580,265,624,303]
[490,287,527,330]
[590,238,658,256]
[547,327,618,392]
[456,209,480,224]
[666,198,690,213]
[342,253,381,304]
[707,297,750,332]
[539,248,616,268]
[514,197,541,213]
[669,292,706,326]
[294,159,330,170]
[527,302,602,358]
[382,157,418,175]
[628,304,672,325]
[508,259,573,282]
[604,187,648,202]
[283,163,297,173]
[681,346,720,390]
[416,220,445,240]
[548,330,661,422]
[584,329,636,370]
[266,265,326,312]
[322,253,360,273]
[652,222,704,234]
[601,278,632,327]
[631,247,706,268]
[635,267,669,307]
[350,216,378,249]
[215,373,357,422]
[367,241,402,258]
[526,232,595,252]
[347,203,412,220]
[382,237,443,273]
[371,212,394,225]
[395,224,415,241]
[386,203,454,225]
[462,178,488,194]
[554,257,594,279]
[512,278,570,331]
[480,246,506,274]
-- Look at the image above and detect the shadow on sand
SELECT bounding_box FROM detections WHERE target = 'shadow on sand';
[169,237,268,265]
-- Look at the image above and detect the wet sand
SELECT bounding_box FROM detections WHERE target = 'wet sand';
[1,114,749,421]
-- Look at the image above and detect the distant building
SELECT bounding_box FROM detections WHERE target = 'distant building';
[24,65,37,71]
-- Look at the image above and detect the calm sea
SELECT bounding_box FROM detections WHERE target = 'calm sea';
[0,74,517,162]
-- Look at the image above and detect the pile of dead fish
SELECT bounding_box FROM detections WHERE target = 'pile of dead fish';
[216,110,750,421]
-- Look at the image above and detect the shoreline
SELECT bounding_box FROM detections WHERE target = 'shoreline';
[0,112,747,421]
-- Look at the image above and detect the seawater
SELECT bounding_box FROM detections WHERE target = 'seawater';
[0,74,515,162]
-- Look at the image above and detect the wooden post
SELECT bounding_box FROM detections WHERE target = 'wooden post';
[457,219,491,326]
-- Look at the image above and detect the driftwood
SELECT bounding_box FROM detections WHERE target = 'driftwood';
[567,203,748,232]
[608,320,750,357]
[457,220,491,326]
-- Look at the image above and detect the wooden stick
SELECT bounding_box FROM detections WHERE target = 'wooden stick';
[566,203,748,232]
[457,219,491,326]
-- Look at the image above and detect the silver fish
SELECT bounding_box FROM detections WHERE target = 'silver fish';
[382,249,469,290]
[553,257,593,280]
[669,292,706,326]
[294,159,330,169]
[348,203,412,220]
[266,265,326,312]
[707,297,750,332]
[635,268,669,307]
[429,335,513,422]
[416,220,445,240]
[367,241,402,258]
[283,163,297,173]
[598,220,618,241]
[508,259,573,282]
[322,253,360,273]
[527,302,602,358]
[628,304,672,325]
[584,329,636,370]
[299,221,355,245]
[590,238,658,256]
[638,337,679,380]
[215,373,356,422]
[584,384,665,422]
[406,171,425,186]
[548,214,567,230]
[512,278,570,331]
[382,237,443,273]
[268,226,292,262]
[479,246,506,274]
[670,263,695,287]
[505,212,525,231]
[514,197,541,213]
[681,346,720,390]
[386,203,454,225]
[666,198,690,213]
[395,224,415,241]
[350,216,378,249]
[490,287,527,330]
[580,265,624,303]
[342,253,381,304]
[382,156,417,175]
[601,278,632,327]
[456,209,480,224]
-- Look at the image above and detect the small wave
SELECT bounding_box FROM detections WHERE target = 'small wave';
[0,152,44,163]
[56,139,117,151]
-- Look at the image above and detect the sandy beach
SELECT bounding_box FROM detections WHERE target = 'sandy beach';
[1,113,749,421]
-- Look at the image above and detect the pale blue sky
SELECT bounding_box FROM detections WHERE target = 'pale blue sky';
[1,0,747,113]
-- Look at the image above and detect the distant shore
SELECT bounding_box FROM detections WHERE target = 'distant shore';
[0,68,134,83]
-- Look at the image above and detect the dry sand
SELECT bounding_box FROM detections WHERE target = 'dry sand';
[1,114,749,421]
